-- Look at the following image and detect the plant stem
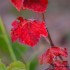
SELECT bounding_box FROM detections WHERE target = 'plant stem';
[42,13,54,46]
[42,13,63,61]
[0,18,17,61]
[42,13,70,70]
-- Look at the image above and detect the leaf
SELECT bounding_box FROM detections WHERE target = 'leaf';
[0,25,2,34]
[0,18,10,54]
[0,18,28,61]
[0,60,7,70]
[10,0,48,13]
[0,17,17,61]
[22,0,48,13]
[10,0,23,11]
[39,46,68,64]
[29,58,38,70]
[13,42,28,53]
[53,60,68,70]
[7,61,26,70]
[12,42,28,60]
[11,17,48,47]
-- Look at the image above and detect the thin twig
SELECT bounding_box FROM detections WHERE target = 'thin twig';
[42,13,54,46]
[41,13,67,70]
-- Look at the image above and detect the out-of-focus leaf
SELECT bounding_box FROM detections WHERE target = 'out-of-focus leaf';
[13,42,28,53]
[0,60,7,70]
[12,42,28,60]
[0,18,28,61]
[29,58,38,70]
[0,18,10,54]
[7,61,26,70]
[0,27,2,34]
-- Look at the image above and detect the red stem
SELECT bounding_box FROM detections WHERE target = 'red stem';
[42,13,54,46]
[42,13,70,70]
[42,13,63,61]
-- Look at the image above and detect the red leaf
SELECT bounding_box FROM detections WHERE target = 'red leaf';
[39,46,68,64]
[54,60,68,70]
[11,17,48,47]
[10,0,23,11]
[23,0,48,13]
[10,0,48,13]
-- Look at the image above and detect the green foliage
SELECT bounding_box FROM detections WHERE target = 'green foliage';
[0,27,2,34]
[0,18,38,70]
[7,61,26,70]
[0,60,7,70]
[12,42,28,60]
[0,59,38,70]
[29,58,38,70]
[0,18,28,61]
[0,60,27,70]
